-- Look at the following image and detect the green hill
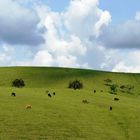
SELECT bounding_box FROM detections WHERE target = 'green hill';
[0,67,140,140]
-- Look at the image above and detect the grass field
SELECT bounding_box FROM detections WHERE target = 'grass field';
[0,67,140,140]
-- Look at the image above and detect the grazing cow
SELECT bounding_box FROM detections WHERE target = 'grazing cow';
[110,106,112,111]
[11,92,16,97]
[53,92,55,96]
[82,100,89,104]
[26,105,32,109]
[48,93,52,98]
[94,90,96,93]
[114,98,119,101]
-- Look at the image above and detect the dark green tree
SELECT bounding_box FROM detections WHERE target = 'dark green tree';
[12,79,25,88]
[110,84,118,94]
[68,80,83,90]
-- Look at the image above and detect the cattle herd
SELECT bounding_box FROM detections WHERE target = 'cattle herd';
[47,92,55,98]
[81,89,120,111]
[10,88,119,111]
[10,90,56,109]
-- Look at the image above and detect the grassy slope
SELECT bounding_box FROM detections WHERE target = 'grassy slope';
[0,67,140,140]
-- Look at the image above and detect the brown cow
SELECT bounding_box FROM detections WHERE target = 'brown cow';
[26,105,32,109]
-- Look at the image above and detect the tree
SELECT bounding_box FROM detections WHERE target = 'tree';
[110,84,118,94]
[68,80,83,90]
[12,79,25,88]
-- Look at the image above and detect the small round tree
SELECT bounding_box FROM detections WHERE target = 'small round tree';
[110,84,118,94]
[68,80,83,90]
[12,79,25,88]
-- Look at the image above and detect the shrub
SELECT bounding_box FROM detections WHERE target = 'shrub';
[12,79,25,88]
[68,80,83,90]
[120,85,134,94]
[110,84,118,94]
[104,79,112,86]
[120,85,125,89]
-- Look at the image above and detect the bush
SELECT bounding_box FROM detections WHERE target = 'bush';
[120,85,125,89]
[68,80,83,90]
[120,85,134,94]
[104,79,112,86]
[110,84,118,94]
[12,79,25,88]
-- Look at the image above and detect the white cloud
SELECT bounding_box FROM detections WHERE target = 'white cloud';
[100,11,140,49]
[31,51,54,66]
[112,62,132,73]
[27,0,111,68]
[56,55,79,67]
[2,0,140,73]
[0,44,14,65]
[135,12,140,21]
[108,50,140,73]
[112,62,140,73]
[64,0,111,38]
[0,0,44,45]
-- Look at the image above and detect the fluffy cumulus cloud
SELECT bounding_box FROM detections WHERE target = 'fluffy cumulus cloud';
[1,0,140,73]
[7,0,107,68]
[135,12,140,21]
[27,0,111,68]
[99,12,140,49]
[0,0,44,46]
[0,43,15,65]
[111,51,140,73]
[63,0,111,38]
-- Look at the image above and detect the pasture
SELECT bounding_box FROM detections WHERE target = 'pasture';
[0,67,140,139]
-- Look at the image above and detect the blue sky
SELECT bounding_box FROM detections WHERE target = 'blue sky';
[46,0,69,11]
[99,0,140,23]
[0,0,140,72]
[46,0,140,23]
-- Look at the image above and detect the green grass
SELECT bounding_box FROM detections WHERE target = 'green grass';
[0,67,140,139]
